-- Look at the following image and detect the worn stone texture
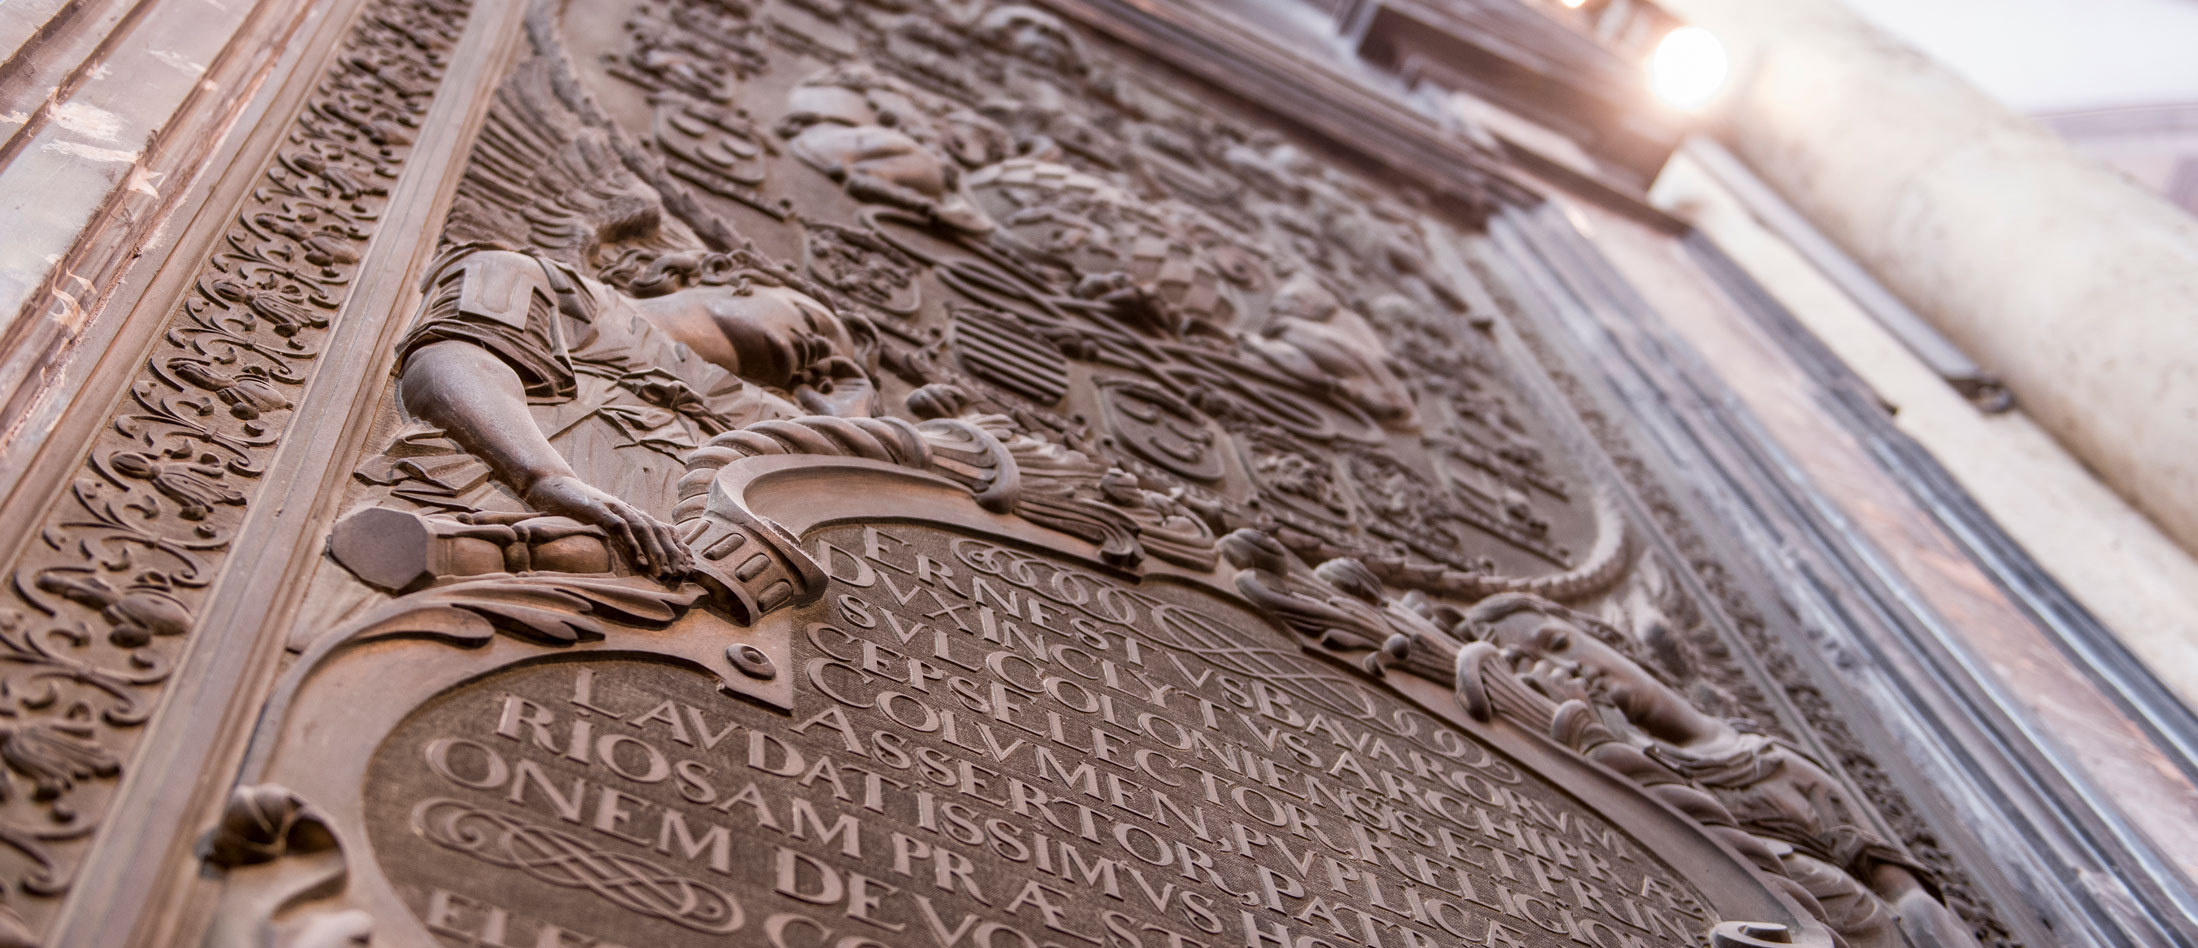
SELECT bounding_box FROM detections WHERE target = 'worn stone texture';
[0,2,2100,948]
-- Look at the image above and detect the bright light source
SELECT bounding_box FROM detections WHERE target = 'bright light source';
[1650,26,1728,110]
[1559,0,1587,8]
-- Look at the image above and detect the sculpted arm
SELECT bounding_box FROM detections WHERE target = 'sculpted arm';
[398,340,570,494]
[398,339,692,578]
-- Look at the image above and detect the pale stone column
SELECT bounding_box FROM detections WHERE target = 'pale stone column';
[1659,0,2198,555]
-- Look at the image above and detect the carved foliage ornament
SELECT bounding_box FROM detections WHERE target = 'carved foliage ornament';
[0,0,469,935]
[178,2,2003,948]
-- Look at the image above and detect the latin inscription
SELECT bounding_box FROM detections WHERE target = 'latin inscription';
[365,523,1710,948]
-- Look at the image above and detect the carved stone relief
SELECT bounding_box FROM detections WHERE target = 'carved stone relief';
[223,472,1829,948]
[15,1,2008,947]
[306,0,1621,638]
[0,0,470,937]
[1494,286,2022,948]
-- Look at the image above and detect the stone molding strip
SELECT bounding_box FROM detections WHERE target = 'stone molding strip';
[0,0,501,943]
[0,0,319,488]
[45,2,543,944]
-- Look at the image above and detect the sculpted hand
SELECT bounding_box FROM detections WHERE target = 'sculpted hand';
[1528,657,1595,705]
[522,475,693,580]
[795,357,878,417]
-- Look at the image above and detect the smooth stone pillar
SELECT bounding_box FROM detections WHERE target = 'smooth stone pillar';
[1661,0,2198,555]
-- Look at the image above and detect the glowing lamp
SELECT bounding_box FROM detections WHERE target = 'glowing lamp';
[1649,26,1729,110]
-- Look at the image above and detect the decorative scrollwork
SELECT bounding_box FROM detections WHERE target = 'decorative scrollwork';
[0,0,470,931]
[272,2,2015,945]
[411,797,743,934]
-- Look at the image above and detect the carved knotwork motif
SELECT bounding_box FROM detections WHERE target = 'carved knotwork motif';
[0,0,470,930]
[411,797,744,933]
